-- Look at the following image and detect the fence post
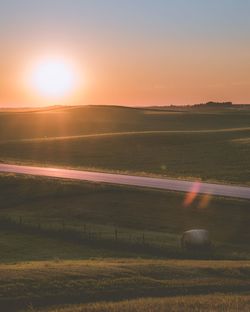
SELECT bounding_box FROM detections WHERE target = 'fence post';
[62,219,65,231]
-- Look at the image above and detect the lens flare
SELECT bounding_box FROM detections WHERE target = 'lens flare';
[183,182,201,207]
[198,193,212,209]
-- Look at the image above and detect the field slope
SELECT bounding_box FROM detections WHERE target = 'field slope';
[0,106,250,311]
[1,259,250,311]
[1,106,250,185]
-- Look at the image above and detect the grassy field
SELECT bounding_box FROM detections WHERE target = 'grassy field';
[1,105,250,141]
[39,294,250,312]
[1,173,250,257]
[1,259,250,311]
[1,106,250,184]
[1,105,250,311]
[0,175,249,311]
[0,229,143,264]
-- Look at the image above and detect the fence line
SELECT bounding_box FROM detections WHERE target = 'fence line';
[0,216,232,260]
[12,215,151,244]
[0,215,183,257]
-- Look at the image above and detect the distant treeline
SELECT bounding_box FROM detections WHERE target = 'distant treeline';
[193,101,233,108]
[147,102,250,110]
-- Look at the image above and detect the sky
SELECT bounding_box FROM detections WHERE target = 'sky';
[1,0,250,107]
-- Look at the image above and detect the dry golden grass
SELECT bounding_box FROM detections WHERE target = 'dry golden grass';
[39,294,250,312]
[1,259,250,311]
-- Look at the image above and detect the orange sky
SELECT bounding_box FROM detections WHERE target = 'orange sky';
[1,1,250,107]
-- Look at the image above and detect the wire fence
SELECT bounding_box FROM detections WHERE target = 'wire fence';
[0,215,230,259]
[0,215,184,257]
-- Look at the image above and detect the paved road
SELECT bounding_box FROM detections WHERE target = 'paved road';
[0,164,250,200]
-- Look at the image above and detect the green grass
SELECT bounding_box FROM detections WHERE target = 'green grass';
[0,168,249,312]
[1,106,250,311]
[0,259,250,311]
[1,106,250,184]
[0,229,143,264]
[39,294,250,312]
[1,129,250,184]
[1,173,250,258]
[1,105,250,141]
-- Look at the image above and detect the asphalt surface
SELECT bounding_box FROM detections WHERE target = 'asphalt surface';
[0,164,249,200]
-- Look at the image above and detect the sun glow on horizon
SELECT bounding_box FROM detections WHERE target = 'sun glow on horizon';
[29,57,78,99]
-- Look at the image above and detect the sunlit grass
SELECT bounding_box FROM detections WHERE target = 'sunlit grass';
[38,294,250,312]
[1,106,249,184]
[0,106,249,310]
[1,259,250,311]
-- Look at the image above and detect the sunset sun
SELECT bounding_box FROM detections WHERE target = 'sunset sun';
[31,58,77,98]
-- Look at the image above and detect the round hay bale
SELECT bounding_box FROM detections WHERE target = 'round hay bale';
[181,229,211,251]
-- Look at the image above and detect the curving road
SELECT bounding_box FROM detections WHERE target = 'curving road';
[0,163,250,200]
